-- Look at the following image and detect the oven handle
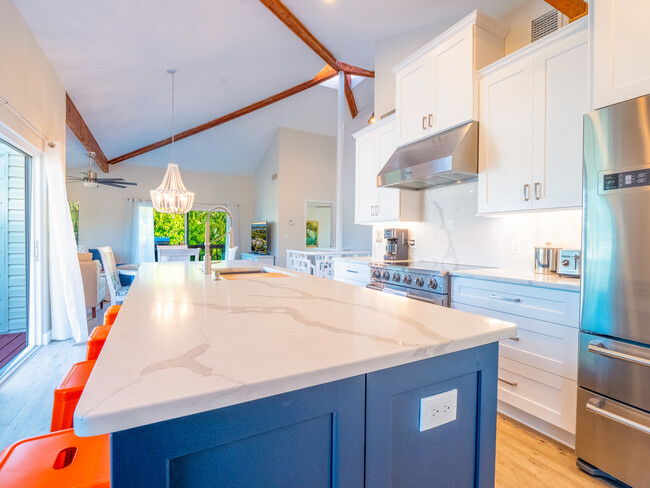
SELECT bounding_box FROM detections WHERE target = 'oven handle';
[405,293,441,305]
[366,283,384,292]
[586,398,650,435]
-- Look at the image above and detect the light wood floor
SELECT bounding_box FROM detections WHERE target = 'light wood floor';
[496,414,623,488]
[0,310,102,449]
[0,314,625,487]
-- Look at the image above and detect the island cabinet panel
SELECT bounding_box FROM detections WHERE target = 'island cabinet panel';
[365,343,499,488]
[110,375,366,488]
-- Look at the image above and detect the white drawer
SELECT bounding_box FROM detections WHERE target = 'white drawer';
[498,357,577,434]
[451,277,580,327]
[333,261,370,284]
[333,276,368,287]
[451,302,578,380]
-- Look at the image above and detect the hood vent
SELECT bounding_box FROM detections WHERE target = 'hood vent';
[377,121,478,191]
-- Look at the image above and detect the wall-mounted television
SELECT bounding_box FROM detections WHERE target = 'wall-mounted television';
[251,221,269,254]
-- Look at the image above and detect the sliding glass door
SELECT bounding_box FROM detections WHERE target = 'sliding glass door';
[0,138,30,373]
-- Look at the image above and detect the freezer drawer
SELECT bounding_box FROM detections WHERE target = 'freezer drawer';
[576,388,650,488]
[578,332,650,411]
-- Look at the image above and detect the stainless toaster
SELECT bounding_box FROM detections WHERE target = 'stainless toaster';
[558,249,581,277]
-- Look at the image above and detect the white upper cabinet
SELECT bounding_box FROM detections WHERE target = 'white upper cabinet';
[353,116,420,224]
[393,11,509,148]
[478,19,588,214]
[591,0,650,110]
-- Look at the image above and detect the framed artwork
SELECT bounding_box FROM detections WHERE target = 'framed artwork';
[306,220,319,247]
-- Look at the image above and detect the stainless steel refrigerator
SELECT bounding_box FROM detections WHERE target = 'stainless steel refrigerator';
[578,94,650,487]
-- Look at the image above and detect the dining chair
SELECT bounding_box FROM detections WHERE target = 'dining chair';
[97,247,130,307]
[157,246,200,262]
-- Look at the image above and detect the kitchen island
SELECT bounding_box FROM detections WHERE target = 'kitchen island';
[75,261,515,487]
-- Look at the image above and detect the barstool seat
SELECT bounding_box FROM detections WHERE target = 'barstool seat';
[103,304,121,325]
[0,429,110,487]
[86,326,111,361]
[51,360,96,432]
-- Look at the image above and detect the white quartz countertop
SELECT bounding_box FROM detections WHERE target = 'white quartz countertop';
[74,261,516,437]
[450,268,580,292]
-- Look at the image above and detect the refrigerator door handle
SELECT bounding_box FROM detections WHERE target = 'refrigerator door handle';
[586,398,650,435]
[588,341,650,367]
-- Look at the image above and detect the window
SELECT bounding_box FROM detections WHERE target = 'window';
[153,209,228,260]
[69,201,79,244]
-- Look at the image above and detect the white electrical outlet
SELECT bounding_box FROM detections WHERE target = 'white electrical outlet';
[511,238,522,254]
[376,230,382,242]
[419,389,457,432]
[409,238,417,248]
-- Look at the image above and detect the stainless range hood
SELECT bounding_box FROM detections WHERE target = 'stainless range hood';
[377,121,478,190]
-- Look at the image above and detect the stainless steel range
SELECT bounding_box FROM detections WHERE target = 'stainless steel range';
[367,261,484,307]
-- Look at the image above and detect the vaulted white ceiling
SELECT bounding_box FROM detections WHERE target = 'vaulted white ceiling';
[13,0,521,174]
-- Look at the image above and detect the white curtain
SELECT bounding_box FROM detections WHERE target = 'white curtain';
[224,203,239,257]
[124,198,155,264]
[44,143,87,343]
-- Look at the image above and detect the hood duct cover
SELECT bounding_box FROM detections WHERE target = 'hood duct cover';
[377,121,478,191]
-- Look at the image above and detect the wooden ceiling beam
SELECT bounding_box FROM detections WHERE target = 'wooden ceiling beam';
[109,66,339,165]
[66,93,109,173]
[344,74,358,119]
[337,62,375,78]
[258,0,338,69]
[544,0,588,22]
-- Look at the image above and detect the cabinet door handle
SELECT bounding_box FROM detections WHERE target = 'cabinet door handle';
[422,116,427,130]
[370,205,374,216]
[523,184,530,201]
[428,114,433,127]
[490,294,521,303]
[376,205,379,215]
[534,182,541,200]
[498,378,518,387]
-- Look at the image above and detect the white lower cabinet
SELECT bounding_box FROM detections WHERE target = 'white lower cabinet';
[451,276,579,443]
[332,260,370,287]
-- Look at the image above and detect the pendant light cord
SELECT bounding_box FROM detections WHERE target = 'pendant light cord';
[170,70,176,163]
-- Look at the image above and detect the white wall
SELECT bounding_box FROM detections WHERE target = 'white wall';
[371,181,582,270]
[276,128,336,267]
[254,134,280,257]
[67,164,255,263]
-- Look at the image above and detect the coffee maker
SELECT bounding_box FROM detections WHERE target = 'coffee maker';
[384,228,409,261]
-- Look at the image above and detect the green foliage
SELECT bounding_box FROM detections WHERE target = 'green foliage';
[69,201,79,243]
[153,209,228,260]
[153,211,185,245]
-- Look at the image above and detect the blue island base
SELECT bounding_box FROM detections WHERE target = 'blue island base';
[111,342,498,487]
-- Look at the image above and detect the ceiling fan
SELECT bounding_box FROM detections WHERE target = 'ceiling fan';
[67,152,137,189]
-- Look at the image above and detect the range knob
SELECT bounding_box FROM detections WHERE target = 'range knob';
[392,273,401,282]
[402,274,412,285]
[414,277,424,287]
[382,271,390,280]
[561,259,570,266]
[428,278,438,290]
[372,269,381,279]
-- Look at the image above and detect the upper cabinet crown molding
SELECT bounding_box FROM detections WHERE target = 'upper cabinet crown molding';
[590,0,650,110]
[391,10,510,74]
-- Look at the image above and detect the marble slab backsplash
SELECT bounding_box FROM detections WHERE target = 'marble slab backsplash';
[372,181,582,270]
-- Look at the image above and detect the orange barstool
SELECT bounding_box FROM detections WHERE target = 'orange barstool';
[86,325,111,361]
[51,360,96,432]
[0,429,110,487]
[103,304,121,325]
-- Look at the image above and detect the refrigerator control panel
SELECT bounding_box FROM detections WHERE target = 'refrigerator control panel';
[601,167,650,193]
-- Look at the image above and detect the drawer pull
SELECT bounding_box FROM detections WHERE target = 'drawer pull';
[346,269,359,274]
[509,336,520,342]
[422,116,427,130]
[490,294,521,303]
[498,378,518,387]
[586,398,650,435]
[587,342,650,367]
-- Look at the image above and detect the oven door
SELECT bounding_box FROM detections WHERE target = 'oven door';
[366,282,448,307]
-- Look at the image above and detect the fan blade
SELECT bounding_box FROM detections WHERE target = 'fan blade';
[66,176,84,182]
[98,182,128,188]
[96,178,137,186]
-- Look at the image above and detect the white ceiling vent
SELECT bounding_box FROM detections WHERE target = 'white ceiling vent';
[531,10,568,43]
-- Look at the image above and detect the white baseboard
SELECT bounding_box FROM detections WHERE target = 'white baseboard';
[40,330,51,345]
[498,400,576,449]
